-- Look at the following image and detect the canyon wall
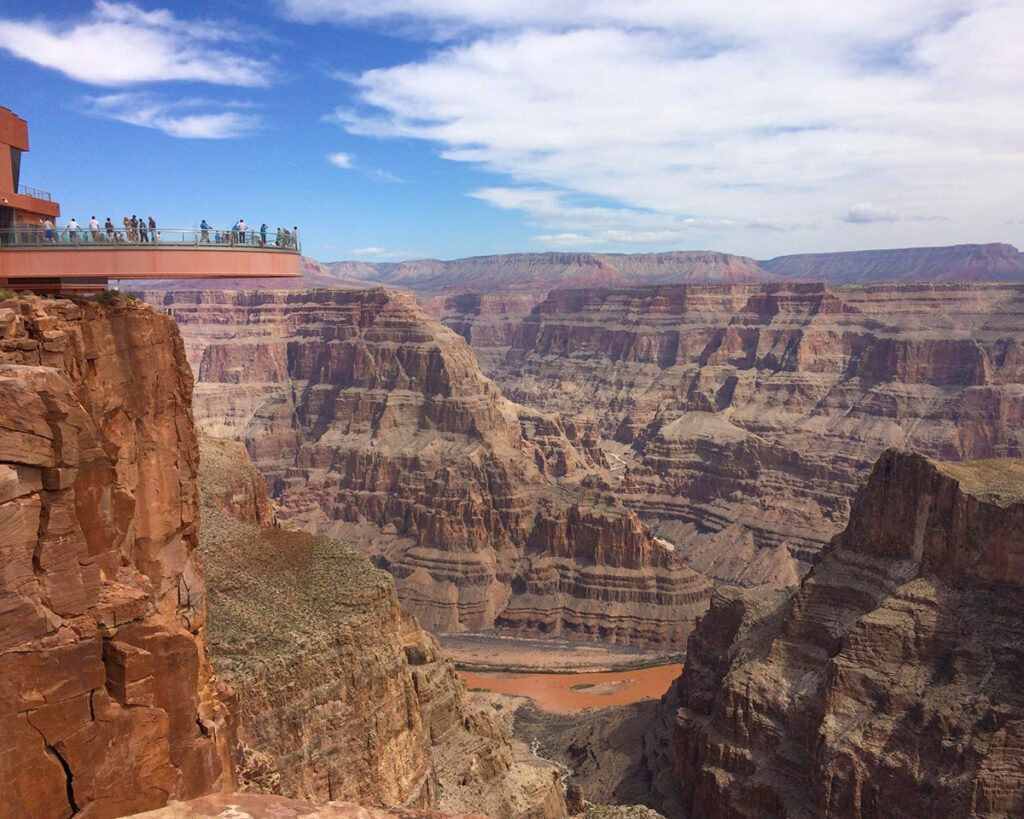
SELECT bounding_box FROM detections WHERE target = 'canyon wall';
[0,296,230,817]
[659,449,1024,818]
[149,289,711,650]
[198,434,567,817]
[474,281,1024,585]
[135,242,1024,295]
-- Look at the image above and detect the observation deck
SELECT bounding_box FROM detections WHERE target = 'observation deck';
[0,105,301,293]
[0,227,302,293]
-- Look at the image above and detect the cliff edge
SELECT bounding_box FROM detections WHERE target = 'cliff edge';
[0,296,230,817]
[660,449,1024,818]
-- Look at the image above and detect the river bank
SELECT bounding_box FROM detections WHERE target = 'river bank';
[440,632,681,673]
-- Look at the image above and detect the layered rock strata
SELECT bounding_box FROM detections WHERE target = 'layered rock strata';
[151,289,711,649]
[661,450,1024,818]
[0,296,230,817]
[482,281,1024,585]
[430,293,543,373]
[198,435,567,817]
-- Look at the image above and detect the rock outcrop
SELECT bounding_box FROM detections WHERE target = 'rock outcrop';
[481,281,1024,585]
[0,296,230,817]
[129,794,490,818]
[198,435,568,817]
[659,449,1024,818]
[151,289,711,650]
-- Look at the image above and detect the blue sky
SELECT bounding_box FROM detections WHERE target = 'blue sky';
[2,0,1022,263]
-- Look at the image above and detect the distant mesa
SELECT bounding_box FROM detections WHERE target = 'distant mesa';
[138,242,1024,297]
[760,241,1024,283]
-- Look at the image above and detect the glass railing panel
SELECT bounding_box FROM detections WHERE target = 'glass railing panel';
[0,226,300,252]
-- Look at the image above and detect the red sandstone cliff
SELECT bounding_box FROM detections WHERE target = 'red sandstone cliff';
[148,289,711,650]
[0,296,230,817]
[655,449,1024,818]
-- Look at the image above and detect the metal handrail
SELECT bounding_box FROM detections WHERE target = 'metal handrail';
[17,184,52,201]
[0,224,301,253]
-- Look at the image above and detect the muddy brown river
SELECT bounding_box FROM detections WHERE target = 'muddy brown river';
[458,663,683,712]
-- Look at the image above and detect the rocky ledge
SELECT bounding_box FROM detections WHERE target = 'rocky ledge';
[658,449,1024,818]
[128,793,488,817]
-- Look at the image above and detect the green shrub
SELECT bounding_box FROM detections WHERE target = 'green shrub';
[93,289,140,306]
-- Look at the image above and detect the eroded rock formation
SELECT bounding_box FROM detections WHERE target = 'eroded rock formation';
[0,296,230,817]
[198,435,567,817]
[659,449,1024,818]
[151,289,711,649]
[476,281,1024,585]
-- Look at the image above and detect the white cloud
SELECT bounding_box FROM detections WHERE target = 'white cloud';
[0,2,271,86]
[318,0,1024,254]
[86,94,261,138]
[840,203,901,224]
[328,152,355,168]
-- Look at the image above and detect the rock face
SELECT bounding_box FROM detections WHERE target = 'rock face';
[660,449,1024,819]
[761,242,1024,283]
[429,293,544,374]
[480,281,1024,585]
[0,296,230,818]
[151,289,711,650]
[198,435,567,818]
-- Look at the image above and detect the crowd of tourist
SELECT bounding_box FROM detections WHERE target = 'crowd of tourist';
[2,217,299,248]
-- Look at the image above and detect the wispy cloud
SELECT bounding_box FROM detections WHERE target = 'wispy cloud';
[86,94,262,138]
[0,1,272,86]
[371,168,407,183]
[352,246,421,258]
[316,1,1024,252]
[328,151,355,168]
[474,187,811,249]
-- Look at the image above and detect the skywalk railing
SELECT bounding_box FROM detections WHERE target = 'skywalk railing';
[17,184,52,201]
[0,225,300,253]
